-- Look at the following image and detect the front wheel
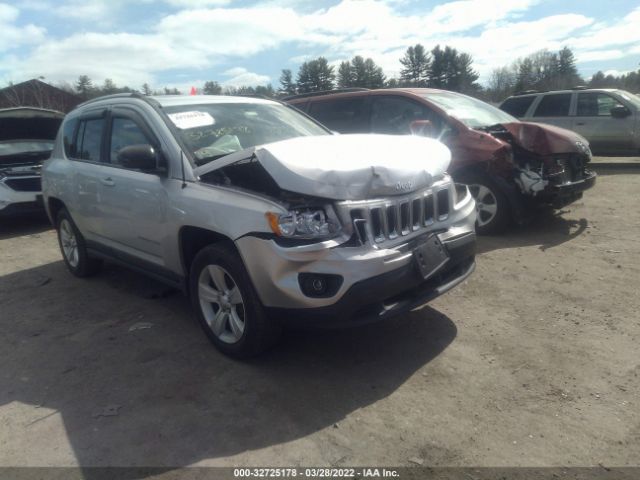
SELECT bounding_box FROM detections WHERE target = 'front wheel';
[189,244,281,358]
[456,172,510,235]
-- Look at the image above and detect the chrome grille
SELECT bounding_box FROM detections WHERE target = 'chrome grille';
[338,185,453,245]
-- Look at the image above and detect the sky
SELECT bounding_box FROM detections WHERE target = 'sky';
[1,0,640,92]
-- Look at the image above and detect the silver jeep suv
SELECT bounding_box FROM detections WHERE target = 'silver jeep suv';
[42,94,477,357]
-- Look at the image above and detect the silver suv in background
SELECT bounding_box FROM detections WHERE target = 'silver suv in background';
[499,88,640,155]
[42,94,477,357]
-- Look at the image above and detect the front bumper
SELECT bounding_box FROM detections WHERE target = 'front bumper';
[236,189,476,325]
[539,169,596,208]
[0,176,43,217]
[266,232,475,326]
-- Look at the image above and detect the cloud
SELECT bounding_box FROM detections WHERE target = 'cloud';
[222,67,270,87]
[164,0,231,6]
[0,3,46,53]
[2,0,640,89]
[577,50,625,63]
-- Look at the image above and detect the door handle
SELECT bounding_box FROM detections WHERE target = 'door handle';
[101,177,115,187]
[575,122,586,126]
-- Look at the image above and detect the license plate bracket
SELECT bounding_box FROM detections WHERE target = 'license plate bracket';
[413,235,449,280]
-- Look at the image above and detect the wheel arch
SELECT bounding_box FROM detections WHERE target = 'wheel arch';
[450,163,525,224]
[47,197,66,226]
[179,226,239,280]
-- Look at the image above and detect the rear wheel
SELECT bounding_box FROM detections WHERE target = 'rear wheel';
[189,244,281,358]
[456,172,509,235]
[56,209,102,277]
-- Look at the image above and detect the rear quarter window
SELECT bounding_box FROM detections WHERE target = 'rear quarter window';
[308,97,369,133]
[533,93,572,117]
[500,96,536,117]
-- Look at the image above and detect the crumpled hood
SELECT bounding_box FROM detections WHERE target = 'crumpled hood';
[501,121,588,155]
[196,134,450,200]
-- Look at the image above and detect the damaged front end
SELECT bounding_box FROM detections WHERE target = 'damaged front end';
[195,134,456,244]
[482,122,596,208]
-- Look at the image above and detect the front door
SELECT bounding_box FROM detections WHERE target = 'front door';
[97,109,169,266]
[573,92,635,154]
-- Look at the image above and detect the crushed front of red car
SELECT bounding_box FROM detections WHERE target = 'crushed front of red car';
[480,121,596,208]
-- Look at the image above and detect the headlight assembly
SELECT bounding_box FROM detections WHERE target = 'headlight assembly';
[266,208,341,239]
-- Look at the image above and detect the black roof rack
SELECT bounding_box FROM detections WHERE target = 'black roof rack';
[76,92,151,109]
[513,90,539,96]
[282,88,369,101]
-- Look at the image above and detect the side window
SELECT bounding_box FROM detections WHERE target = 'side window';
[308,98,369,133]
[62,118,78,157]
[500,96,535,117]
[577,93,623,116]
[75,118,104,161]
[533,94,571,117]
[109,117,151,165]
[371,96,443,135]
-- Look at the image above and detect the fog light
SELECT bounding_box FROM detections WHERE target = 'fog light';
[299,273,343,298]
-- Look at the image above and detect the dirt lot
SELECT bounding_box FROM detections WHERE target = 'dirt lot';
[0,173,638,469]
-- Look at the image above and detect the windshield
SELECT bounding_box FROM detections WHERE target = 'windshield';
[617,90,640,109]
[164,102,329,165]
[422,92,518,129]
[0,140,54,157]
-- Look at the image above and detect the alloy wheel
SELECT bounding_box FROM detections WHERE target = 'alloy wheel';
[469,184,498,227]
[198,264,246,344]
[59,219,79,268]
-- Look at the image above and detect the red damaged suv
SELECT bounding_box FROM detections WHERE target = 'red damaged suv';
[286,88,596,234]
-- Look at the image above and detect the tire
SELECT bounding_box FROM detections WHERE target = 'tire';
[56,208,102,277]
[456,171,510,235]
[189,243,281,358]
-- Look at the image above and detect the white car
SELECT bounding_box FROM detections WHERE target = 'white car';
[0,108,64,217]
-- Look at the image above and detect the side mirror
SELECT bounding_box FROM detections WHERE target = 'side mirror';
[610,105,631,118]
[409,119,435,137]
[117,144,162,172]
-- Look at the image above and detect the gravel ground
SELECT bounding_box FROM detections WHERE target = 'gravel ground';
[0,173,638,469]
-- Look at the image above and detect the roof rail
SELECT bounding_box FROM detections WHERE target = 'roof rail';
[282,88,369,101]
[514,90,539,96]
[570,85,588,90]
[75,92,149,109]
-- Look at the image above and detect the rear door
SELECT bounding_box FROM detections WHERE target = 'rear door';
[573,92,635,153]
[529,93,573,130]
[307,96,370,133]
[96,108,169,265]
[66,111,109,239]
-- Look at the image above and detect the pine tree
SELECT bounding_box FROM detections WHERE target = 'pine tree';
[399,44,430,86]
[102,78,117,95]
[337,61,354,88]
[203,81,222,95]
[75,75,93,99]
[296,57,335,93]
[279,69,296,95]
[141,83,153,95]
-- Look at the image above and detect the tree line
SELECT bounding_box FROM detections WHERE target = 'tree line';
[484,47,640,102]
[279,44,481,96]
[27,45,640,104]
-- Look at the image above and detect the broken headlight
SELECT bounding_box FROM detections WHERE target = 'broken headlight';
[266,208,341,239]
[575,141,592,160]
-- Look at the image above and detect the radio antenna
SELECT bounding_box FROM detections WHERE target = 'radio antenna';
[180,150,187,189]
